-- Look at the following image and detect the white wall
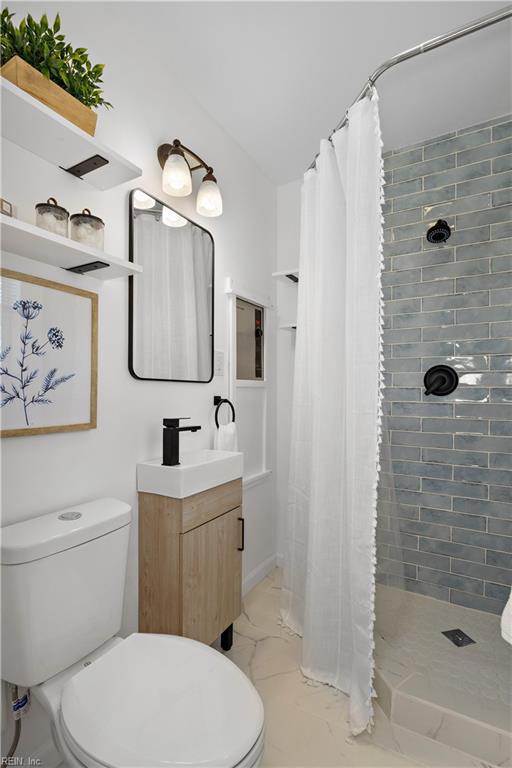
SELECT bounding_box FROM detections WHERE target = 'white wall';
[1,3,277,758]
[275,180,301,562]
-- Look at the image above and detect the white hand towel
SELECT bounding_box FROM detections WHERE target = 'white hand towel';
[501,590,512,645]
[214,422,238,452]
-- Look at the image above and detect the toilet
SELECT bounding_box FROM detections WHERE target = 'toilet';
[1,498,265,767]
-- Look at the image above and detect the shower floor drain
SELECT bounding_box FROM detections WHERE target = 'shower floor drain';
[442,628,475,647]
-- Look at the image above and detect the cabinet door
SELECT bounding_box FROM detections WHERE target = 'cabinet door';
[181,507,242,645]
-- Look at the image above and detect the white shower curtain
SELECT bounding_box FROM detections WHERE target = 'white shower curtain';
[281,91,384,735]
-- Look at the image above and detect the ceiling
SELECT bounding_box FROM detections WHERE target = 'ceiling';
[11,2,512,184]
[153,1,512,183]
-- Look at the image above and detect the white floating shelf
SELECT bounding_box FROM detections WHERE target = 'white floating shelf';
[280,323,297,331]
[272,268,299,283]
[1,79,142,190]
[1,216,142,281]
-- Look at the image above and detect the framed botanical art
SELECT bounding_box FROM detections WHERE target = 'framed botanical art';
[0,269,98,437]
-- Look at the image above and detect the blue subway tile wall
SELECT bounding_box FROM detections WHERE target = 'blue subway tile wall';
[377,114,512,615]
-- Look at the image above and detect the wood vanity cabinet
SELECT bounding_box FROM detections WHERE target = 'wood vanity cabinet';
[138,478,243,646]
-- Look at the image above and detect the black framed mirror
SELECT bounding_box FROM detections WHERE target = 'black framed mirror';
[128,189,214,383]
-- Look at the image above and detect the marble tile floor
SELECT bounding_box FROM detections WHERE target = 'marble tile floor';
[220,569,412,767]
[221,569,499,768]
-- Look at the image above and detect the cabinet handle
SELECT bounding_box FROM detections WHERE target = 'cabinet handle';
[238,516,245,552]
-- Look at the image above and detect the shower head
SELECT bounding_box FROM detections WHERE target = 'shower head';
[426,219,451,244]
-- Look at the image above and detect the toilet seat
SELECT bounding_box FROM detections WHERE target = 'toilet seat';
[60,633,264,768]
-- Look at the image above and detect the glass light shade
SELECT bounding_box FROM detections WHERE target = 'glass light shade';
[133,190,155,209]
[162,153,192,197]
[162,206,187,228]
[196,179,223,217]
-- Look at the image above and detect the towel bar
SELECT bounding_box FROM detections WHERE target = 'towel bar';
[213,396,236,428]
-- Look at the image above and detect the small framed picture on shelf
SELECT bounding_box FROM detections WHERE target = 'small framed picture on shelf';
[0,269,98,437]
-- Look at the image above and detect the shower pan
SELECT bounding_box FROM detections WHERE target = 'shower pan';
[374,111,512,765]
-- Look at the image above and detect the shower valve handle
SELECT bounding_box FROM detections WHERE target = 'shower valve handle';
[423,365,459,397]
[424,374,446,396]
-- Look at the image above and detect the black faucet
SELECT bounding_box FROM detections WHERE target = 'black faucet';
[162,418,201,466]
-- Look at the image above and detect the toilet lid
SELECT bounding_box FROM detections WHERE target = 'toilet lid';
[61,633,264,768]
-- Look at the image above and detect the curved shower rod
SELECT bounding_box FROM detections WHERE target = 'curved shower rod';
[307,4,512,171]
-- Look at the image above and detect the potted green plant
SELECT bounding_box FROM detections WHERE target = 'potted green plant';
[0,8,112,135]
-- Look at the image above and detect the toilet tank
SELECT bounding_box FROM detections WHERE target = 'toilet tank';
[1,498,131,687]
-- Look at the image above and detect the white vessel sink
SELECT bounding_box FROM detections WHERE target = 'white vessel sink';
[137,449,243,499]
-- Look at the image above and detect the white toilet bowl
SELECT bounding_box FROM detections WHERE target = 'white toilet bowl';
[33,633,265,768]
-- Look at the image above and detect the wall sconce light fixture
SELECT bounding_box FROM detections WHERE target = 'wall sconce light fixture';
[157,139,223,218]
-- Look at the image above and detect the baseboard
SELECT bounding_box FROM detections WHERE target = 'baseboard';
[243,554,277,595]
[30,738,61,768]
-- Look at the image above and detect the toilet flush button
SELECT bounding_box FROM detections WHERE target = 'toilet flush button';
[58,511,82,521]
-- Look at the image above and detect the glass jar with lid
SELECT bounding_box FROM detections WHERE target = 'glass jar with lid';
[70,209,105,250]
[35,198,69,237]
